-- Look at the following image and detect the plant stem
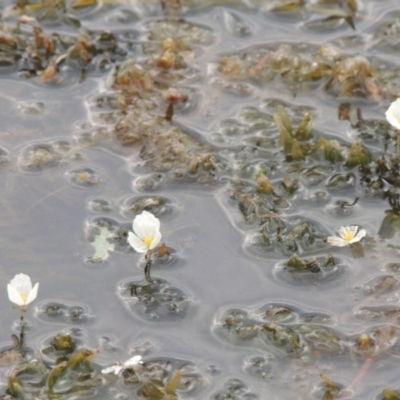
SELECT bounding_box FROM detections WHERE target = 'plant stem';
[397,130,400,157]
[144,251,152,281]
[19,313,25,349]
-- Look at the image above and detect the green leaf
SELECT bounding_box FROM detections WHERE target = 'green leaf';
[274,106,294,152]
[383,389,400,400]
[166,370,182,394]
[295,111,313,141]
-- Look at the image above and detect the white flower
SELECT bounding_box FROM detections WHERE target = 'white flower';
[326,225,366,247]
[101,355,142,375]
[7,273,39,309]
[386,99,400,130]
[128,211,162,253]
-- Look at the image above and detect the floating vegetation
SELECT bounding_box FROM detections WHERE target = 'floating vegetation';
[18,143,63,172]
[216,42,393,98]
[119,278,190,321]
[215,303,349,358]
[7,345,98,399]
[131,357,204,399]
[65,167,102,187]
[37,302,91,325]
[120,195,175,218]
[2,0,400,398]
[212,378,258,400]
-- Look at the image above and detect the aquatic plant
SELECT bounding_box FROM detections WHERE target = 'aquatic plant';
[7,273,39,312]
[326,225,366,247]
[128,210,162,253]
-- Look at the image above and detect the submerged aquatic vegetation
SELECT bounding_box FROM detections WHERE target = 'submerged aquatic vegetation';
[326,225,366,247]
[7,343,99,398]
[2,0,400,398]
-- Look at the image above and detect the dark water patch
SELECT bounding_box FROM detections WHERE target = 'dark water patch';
[139,244,184,272]
[248,216,329,258]
[354,275,399,300]
[118,277,190,322]
[273,254,347,287]
[354,306,400,324]
[215,308,260,343]
[119,195,177,219]
[36,302,92,325]
[39,330,84,364]
[214,302,347,358]
[256,302,334,325]
[212,378,258,400]
[243,354,274,380]
[382,263,400,274]
[87,198,113,213]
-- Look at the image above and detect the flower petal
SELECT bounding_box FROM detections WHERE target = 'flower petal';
[7,284,24,306]
[133,211,160,239]
[386,99,400,130]
[326,236,349,247]
[123,355,142,367]
[10,273,32,295]
[350,229,366,243]
[101,365,122,375]
[26,282,39,305]
[127,232,148,253]
[338,225,357,240]
[149,231,162,250]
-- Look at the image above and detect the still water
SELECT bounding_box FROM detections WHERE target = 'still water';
[1,0,400,398]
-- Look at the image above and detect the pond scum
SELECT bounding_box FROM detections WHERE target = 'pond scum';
[2,0,400,399]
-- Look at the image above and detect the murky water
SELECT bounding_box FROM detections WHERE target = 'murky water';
[1,0,400,398]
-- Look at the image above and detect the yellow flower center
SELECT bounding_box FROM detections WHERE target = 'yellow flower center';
[20,292,27,303]
[143,235,153,247]
[342,231,354,242]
